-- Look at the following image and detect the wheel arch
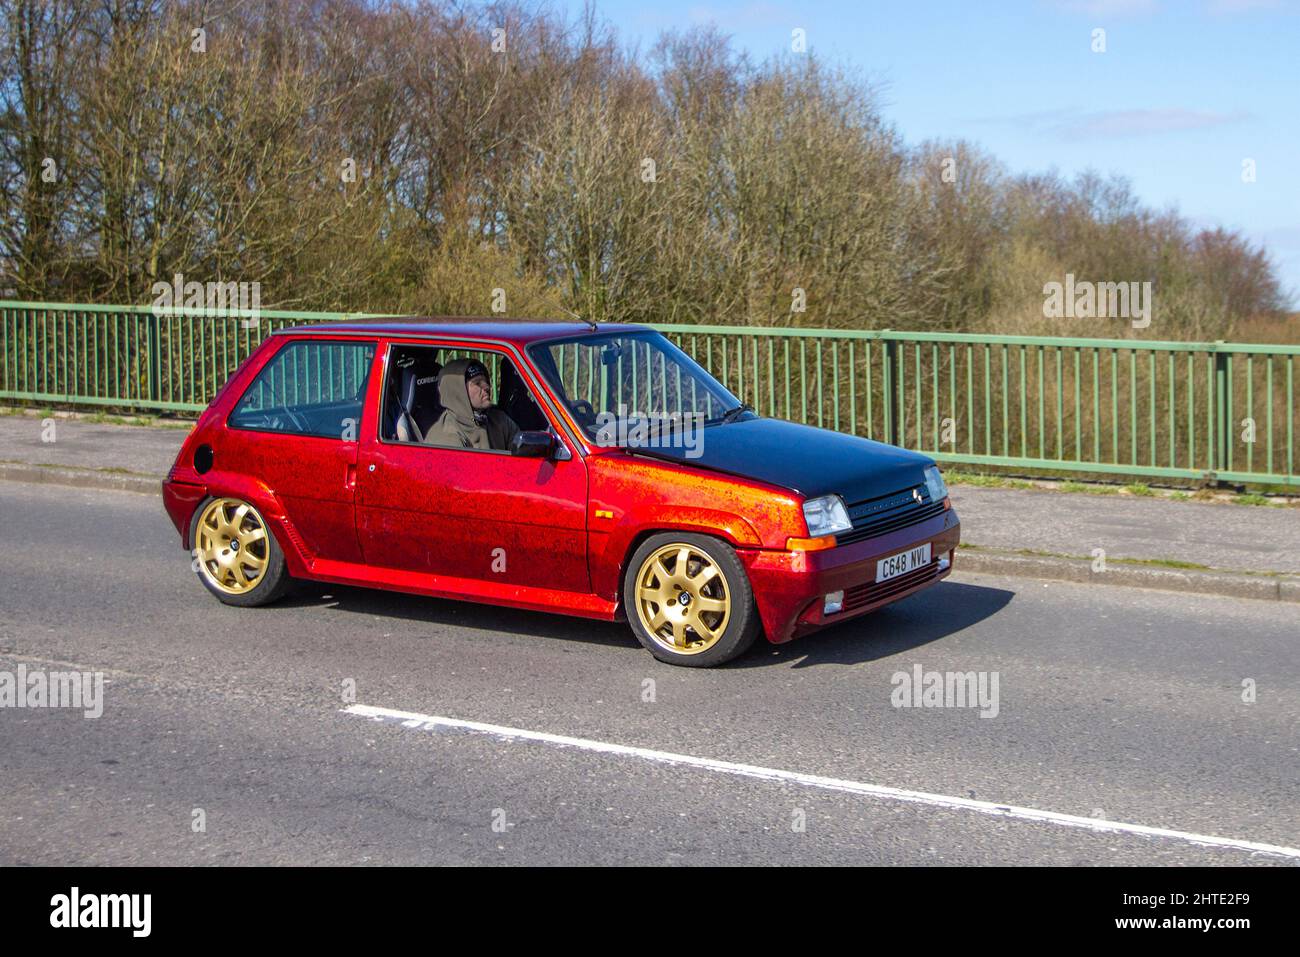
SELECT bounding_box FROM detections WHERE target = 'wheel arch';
[611,523,757,623]
[186,479,310,577]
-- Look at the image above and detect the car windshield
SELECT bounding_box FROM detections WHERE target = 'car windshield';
[528,331,742,446]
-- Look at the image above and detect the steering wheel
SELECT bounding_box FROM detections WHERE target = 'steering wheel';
[277,403,310,433]
[570,399,598,429]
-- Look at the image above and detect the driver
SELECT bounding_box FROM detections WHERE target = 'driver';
[426,358,520,451]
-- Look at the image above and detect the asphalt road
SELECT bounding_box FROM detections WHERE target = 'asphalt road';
[1,480,1296,866]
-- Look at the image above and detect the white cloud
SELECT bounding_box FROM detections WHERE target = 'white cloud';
[1054,0,1293,15]
[1054,0,1161,15]
[976,107,1249,139]
[1072,108,1249,136]
[1206,0,1286,13]
[687,3,797,29]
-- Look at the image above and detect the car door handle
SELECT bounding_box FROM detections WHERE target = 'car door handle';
[345,463,357,490]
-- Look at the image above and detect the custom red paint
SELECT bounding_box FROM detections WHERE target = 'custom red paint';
[163,318,961,658]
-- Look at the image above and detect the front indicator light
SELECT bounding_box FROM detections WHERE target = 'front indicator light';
[938,553,951,572]
[823,591,844,615]
[786,535,837,551]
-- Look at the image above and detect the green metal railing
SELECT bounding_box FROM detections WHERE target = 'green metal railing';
[0,300,385,412]
[2,301,1297,486]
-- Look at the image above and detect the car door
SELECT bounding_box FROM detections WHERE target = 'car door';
[355,340,590,595]
[222,335,379,563]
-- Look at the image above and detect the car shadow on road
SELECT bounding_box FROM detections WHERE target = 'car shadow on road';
[738,579,1016,669]
[279,577,1015,668]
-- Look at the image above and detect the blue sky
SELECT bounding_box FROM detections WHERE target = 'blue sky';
[564,0,1300,305]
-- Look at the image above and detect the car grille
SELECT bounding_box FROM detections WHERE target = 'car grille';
[842,560,941,613]
[835,485,944,546]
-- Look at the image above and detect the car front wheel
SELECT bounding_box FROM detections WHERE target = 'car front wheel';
[623,532,761,667]
[190,497,291,607]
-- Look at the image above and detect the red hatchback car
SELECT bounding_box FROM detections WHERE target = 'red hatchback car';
[163,318,961,666]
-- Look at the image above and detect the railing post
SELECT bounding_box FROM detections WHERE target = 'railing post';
[147,311,162,403]
[1213,341,1228,482]
[883,332,900,446]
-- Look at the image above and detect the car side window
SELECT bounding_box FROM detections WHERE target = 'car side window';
[381,344,551,451]
[229,339,375,440]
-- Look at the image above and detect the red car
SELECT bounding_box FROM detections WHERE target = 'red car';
[163,319,961,667]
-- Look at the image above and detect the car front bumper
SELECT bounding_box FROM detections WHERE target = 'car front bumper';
[741,508,961,644]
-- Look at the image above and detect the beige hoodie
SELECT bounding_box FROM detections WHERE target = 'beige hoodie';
[426,358,520,451]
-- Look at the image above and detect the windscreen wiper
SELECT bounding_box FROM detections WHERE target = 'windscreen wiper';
[720,403,754,424]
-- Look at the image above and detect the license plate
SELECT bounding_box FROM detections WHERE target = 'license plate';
[875,543,932,583]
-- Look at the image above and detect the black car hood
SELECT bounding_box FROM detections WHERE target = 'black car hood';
[632,416,933,504]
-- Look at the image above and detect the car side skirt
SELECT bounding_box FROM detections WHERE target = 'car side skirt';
[308,558,619,620]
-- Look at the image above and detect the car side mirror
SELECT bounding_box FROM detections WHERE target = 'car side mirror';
[510,430,554,458]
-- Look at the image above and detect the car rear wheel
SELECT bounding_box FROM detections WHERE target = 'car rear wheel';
[624,532,761,667]
[190,497,290,607]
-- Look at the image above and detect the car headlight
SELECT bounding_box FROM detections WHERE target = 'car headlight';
[923,465,947,503]
[802,494,852,538]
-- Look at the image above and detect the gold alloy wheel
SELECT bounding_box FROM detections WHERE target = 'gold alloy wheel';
[194,498,271,595]
[634,543,731,655]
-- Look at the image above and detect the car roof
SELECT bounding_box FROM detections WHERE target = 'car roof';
[274,316,652,346]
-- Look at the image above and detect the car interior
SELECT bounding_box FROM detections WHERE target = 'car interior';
[381,344,550,443]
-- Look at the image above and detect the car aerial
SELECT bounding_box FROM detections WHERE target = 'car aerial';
[162,318,962,667]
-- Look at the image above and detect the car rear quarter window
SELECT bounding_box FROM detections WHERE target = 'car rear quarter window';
[229,338,375,440]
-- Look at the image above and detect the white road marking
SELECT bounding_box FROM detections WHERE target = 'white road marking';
[342,703,1300,861]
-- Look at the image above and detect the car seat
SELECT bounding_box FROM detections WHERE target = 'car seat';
[387,351,442,442]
